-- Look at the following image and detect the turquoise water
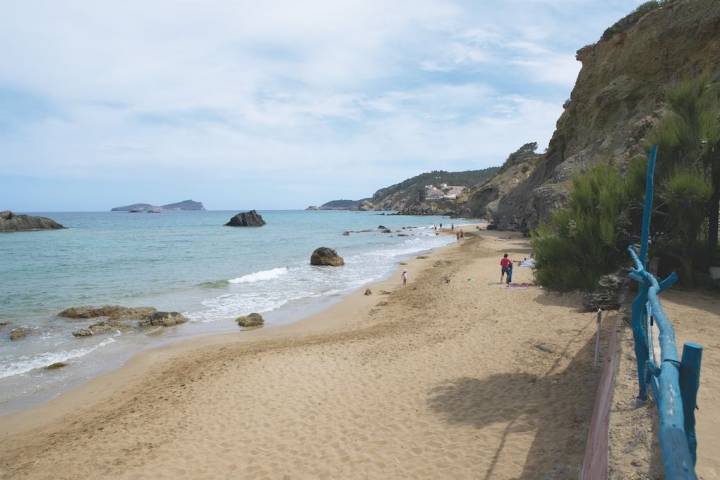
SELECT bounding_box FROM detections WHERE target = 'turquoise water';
[0,210,465,412]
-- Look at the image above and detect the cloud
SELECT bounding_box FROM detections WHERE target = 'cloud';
[0,0,647,210]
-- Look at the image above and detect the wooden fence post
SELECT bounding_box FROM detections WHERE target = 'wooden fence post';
[680,343,703,466]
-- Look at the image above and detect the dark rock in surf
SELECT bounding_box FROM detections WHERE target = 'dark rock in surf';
[46,362,68,370]
[236,313,264,328]
[225,210,266,227]
[59,305,156,321]
[0,211,65,232]
[310,247,344,267]
[9,327,30,341]
[138,312,188,328]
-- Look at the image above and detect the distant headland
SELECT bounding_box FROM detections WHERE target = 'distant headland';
[111,200,205,212]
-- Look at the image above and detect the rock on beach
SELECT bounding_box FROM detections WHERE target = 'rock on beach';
[236,313,264,327]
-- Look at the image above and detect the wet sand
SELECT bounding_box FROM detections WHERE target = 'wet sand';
[1,231,605,479]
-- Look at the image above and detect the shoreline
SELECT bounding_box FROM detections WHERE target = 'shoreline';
[0,220,470,416]
[0,227,469,436]
[1,230,607,479]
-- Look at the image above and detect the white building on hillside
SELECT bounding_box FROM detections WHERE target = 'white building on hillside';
[424,184,465,200]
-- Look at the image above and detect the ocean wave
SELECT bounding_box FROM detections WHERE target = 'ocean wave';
[0,337,116,379]
[228,267,288,284]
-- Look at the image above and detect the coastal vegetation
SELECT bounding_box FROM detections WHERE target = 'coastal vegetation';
[533,76,720,291]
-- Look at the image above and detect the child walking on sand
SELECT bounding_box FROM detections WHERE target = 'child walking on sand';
[500,253,512,283]
[401,270,408,286]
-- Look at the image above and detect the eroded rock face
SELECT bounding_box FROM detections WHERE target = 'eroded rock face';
[310,247,344,266]
[236,313,264,327]
[489,0,720,230]
[0,211,65,232]
[225,210,266,227]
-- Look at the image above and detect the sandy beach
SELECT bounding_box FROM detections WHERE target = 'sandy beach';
[0,231,705,479]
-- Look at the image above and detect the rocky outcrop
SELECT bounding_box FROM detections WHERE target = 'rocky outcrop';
[62,306,186,336]
[310,247,344,266]
[491,0,720,230]
[72,319,130,337]
[59,305,156,321]
[9,327,30,341]
[46,362,68,370]
[0,211,65,232]
[225,210,266,227]
[111,200,205,212]
[315,168,498,214]
[138,312,188,327]
[236,313,264,327]
[319,199,370,210]
[457,143,543,223]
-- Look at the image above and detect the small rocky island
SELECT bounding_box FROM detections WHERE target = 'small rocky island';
[0,211,65,232]
[111,200,205,212]
[225,210,266,227]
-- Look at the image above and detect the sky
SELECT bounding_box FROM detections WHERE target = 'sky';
[0,0,645,211]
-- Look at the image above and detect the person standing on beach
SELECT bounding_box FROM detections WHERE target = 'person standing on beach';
[500,253,512,283]
[401,270,408,286]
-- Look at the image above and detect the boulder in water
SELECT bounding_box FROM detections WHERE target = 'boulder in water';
[0,211,65,232]
[46,362,68,370]
[59,305,157,321]
[236,313,264,327]
[9,327,30,341]
[225,210,265,227]
[138,312,188,328]
[310,247,344,266]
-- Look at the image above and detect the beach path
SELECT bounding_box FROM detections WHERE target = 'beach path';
[1,233,605,479]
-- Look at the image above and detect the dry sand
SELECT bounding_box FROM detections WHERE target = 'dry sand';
[1,232,609,479]
[609,286,720,480]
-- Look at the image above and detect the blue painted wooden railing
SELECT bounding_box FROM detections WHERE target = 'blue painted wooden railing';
[628,145,703,479]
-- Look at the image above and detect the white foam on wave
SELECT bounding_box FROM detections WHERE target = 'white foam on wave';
[0,337,116,379]
[228,267,288,284]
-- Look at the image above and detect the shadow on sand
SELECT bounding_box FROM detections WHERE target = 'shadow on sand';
[428,335,599,480]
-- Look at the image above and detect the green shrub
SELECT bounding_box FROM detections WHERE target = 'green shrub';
[532,164,632,291]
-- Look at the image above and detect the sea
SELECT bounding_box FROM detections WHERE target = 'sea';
[0,210,468,414]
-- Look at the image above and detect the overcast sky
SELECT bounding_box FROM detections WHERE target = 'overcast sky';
[1,0,644,211]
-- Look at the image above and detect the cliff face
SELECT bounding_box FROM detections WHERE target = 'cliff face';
[370,168,499,213]
[492,0,720,231]
[458,143,543,219]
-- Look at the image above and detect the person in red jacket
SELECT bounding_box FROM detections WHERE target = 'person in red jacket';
[500,253,512,283]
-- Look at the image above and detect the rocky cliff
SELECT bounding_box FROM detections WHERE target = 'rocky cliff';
[457,143,543,219]
[316,168,498,214]
[487,0,720,231]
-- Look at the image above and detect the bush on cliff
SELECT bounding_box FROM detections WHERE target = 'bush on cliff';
[531,163,637,291]
[533,76,720,291]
